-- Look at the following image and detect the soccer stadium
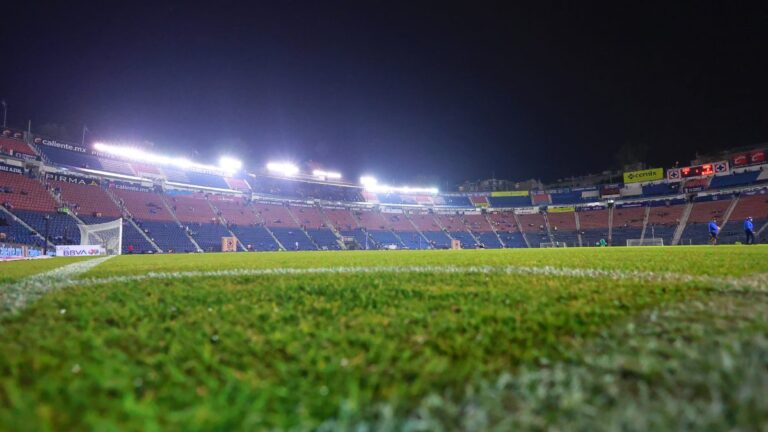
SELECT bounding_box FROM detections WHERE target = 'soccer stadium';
[2,2,768,431]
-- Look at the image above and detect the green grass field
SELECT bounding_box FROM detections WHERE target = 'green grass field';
[1,246,767,431]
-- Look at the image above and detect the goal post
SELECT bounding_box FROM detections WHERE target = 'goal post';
[626,238,664,247]
[540,241,568,248]
[78,218,123,255]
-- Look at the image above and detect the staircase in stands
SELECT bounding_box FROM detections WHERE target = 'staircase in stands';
[671,201,694,245]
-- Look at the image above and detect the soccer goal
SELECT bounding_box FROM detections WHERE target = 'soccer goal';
[540,241,568,248]
[626,238,664,247]
[77,218,123,255]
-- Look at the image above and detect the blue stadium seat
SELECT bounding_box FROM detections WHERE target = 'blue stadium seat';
[270,227,316,250]
[709,171,760,189]
[13,210,80,245]
[476,232,503,248]
[305,228,341,250]
[449,231,477,248]
[230,225,280,251]
[138,220,197,253]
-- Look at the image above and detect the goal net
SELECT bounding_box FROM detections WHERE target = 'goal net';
[626,238,664,247]
[540,241,568,248]
[78,218,123,255]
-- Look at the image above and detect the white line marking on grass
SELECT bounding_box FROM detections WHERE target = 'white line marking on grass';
[2,262,764,317]
[0,256,114,316]
[32,265,762,291]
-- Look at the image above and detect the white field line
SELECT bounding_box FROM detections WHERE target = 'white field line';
[1,261,765,317]
[1,256,114,315]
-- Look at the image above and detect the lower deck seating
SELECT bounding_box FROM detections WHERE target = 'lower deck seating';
[137,220,197,253]
[643,225,676,246]
[497,230,527,248]
[398,231,428,249]
[449,231,477,248]
[341,228,373,250]
[476,232,503,248]
[0,213,41,246]
[611,228,643,246]
[270,227,316,251]
[422,230,451,248]
[306,228,340,250]
[230,225,280,251]
[367,229,403,248]
[551,230,580,247]
[187,222,233,252]
[679,223,715,245]
[13,210,80,245]
[580,229,609,247]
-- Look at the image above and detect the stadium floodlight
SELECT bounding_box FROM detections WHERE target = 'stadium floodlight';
[266,162,299,176]
[312,169,342,180]
[360,176,378,186]
[94,142,237,174]
[359,175,438,195]
[219,156,243,172]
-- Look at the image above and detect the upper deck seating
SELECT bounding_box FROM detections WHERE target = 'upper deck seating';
[167,194,217,223]
[53,181,122,218]
[0,172,57,212]
[111,189,175,221]
[0,137,36,158]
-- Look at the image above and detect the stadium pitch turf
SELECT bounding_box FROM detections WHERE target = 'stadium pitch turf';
[0,246,767,430]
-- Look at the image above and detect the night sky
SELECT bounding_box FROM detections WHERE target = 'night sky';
[2,1,768,187]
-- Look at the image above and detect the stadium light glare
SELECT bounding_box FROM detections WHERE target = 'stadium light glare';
[359,176,378,186]
[219,156,243,172]
[93,142,235,174]
[312,169,342,180]
[358,175,438,195]
[266,162,299,176]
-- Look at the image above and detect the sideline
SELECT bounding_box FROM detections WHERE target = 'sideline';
[0,256,114,316]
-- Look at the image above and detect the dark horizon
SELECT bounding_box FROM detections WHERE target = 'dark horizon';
[2,1,768,187]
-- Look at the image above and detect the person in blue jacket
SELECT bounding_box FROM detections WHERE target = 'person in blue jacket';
[708,217,720,245]
[744,216,755,245]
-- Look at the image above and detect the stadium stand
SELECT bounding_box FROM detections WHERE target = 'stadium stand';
[463,213,503,248]
[253,202,316,250]
[645,199,686,245]
[679,194,734,245]
[137,220,197,252]
[718,190,768,244]
[611,204,646,246]
[38,146,103,170]
[547,211,579,247]
[642,182,679,196]
[487,211,526,247]
[578,208,610,246]
[487,195,531,207]
[53,181,122,218]
[13,210,80,245]
[166,193,218,223]
[408,213,449,249]
[110,188,174,221]
[709,171,761,189]
[517,212,549,247]
[97,158,135,176]
[0,137,36,158]
[438,195,473,207]
[0,171,57,212]
[0,213,41,246]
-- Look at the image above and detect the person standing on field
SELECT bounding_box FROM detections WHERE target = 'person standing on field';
[744,216,755,245]
[708,217,720,245]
